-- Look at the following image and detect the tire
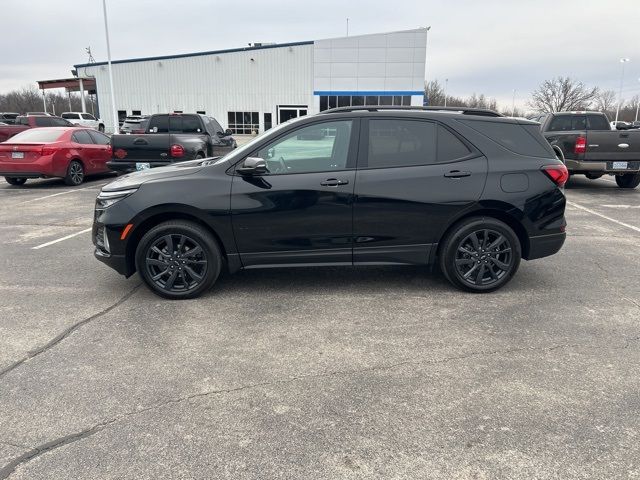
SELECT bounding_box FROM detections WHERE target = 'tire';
[439,217,521,293]
[195,153,204,160]
[64,160,84,186]
[615,173,640,189]
[585,173,603,180]
[5,177,27,186]
[98,124,105,133]
[135,220,222,299]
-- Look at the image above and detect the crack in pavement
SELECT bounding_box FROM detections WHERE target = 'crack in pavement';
[0,284,142,380]
[0,342,577,479]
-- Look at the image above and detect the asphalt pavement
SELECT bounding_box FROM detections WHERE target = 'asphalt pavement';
[0,173,638,479]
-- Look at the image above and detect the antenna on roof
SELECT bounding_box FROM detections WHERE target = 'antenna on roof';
[85,46,95,64]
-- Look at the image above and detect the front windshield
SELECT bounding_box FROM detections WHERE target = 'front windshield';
[209,116,308,166]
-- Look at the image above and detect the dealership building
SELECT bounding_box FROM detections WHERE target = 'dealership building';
[71,28,427,133]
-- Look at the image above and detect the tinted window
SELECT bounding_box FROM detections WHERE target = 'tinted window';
[149,115,169,133]
[548,115,586,132]
[367,119,436,168]
[72,130,94,144]
[587,114,611,130]
[34,117,53,127]
[50,117,71,126]
[88,130,110,145]
[460,119,554,157]
[209,117,223,133]
[61,113,80,119]
[81,113,96,120]
[437,125,471,162]
[255,120,352,174]
[182,116,202,133]
[169,116,182,133]
[8,128,64,143]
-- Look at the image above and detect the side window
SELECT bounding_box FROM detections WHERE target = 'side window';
[35,117,53,127]
[88,130,111,145]
[148,115,169,133]
[587,115,610,130]
[81,113,96,120]
[72,130,95,145]
[437,125,471,162]
[209,117,223,133]
[255,120,353,175]
[169,116,183,133]
[367,119,436,168]
[51,117,71,126]
[182,116,201,133]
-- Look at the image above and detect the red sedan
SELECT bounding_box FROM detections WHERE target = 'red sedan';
[0,127,112,186]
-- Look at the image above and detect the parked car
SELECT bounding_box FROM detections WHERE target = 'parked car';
[611,121,633,130]
[26,112,51,116]
[93,106,567,299]
[0,113,19,125]
[0,115,73,142]
[0,127,112,186]
[538,111,640,188]
[108,113,237,173]
[61,112,105,132]
[119,115,149,134]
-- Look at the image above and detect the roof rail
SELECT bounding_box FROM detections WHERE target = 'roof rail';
[319,105,502,117]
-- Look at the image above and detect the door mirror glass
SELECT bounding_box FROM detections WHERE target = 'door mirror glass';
[237,157,267,175]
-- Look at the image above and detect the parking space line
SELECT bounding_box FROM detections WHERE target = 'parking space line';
[567,200,640,234]
[20,184,106,204]
[32,228,92,250]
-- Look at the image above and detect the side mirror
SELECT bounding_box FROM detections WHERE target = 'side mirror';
[237,157,267,175]
[225,128,233,136]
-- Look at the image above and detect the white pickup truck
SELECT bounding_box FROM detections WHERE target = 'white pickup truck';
[61,112,105,132]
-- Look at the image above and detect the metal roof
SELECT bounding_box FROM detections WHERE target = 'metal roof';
[73,40,314,69]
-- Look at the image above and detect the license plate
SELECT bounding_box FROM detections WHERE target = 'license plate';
[136,162,150,171]
[612,161,628,170]
[11,152,24,159]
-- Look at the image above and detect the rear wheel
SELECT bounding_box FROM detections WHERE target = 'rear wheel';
[5,177,27,186]
[439,217,521,293]
[64,160,84,186]
[615,173,640,189]
[135,220,222,299]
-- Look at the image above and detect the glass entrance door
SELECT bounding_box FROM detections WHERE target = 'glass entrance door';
[277,105,308,124]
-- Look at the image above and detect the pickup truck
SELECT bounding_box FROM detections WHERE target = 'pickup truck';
[0,115,73,143]
[538,111,640,188]
[61,112,105,132]
[108,113,236,173]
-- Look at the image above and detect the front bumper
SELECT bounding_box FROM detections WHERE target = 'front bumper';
[94,248,130,276]
[565,159,640,174]
[527,232,566,260]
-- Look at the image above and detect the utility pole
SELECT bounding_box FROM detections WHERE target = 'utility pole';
[444,78,448,107]
[614,58,630,125]
[424,26,431,105]
[102,0,119,133]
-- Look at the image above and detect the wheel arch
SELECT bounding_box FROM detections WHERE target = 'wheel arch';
[435,208,530,260]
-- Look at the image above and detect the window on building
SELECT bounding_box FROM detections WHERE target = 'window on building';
[264,113,272,131]
[318,95,413,111]
[196,110,206,115]
[173,110,183,114]
[117,110,127,125]
[132,110,142,116]
[367,119,436,168]
[227,111,259,134]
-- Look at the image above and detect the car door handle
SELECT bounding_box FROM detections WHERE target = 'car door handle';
[444,170,471,178]
[320,178,349,186]
[133,138,148,145]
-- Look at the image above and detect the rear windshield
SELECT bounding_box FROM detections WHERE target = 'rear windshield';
[61,113,80,119]
[459,119,555,157]
[8,128,65,143]
[548,115,586,132]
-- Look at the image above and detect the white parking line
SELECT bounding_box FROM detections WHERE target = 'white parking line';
[20,183,106,204]
[31,227,92,250]
[567,201,640,234]
[601,204,640,209]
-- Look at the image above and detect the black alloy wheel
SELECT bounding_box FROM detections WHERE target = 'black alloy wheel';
[5,177,27,186]
[440,217,521,293]
[135,221,222,299]
[64,160,84,186]
[615,173,640,189]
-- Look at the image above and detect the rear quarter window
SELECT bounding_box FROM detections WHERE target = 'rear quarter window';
[587,115,611,130]
[459,119,554,158]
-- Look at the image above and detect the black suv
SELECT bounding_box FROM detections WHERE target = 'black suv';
[93,106,567,299]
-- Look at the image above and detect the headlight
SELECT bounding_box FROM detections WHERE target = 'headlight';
[96,188,137,209]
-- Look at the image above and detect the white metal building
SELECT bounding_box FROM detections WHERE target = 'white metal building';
[73,28,427,133]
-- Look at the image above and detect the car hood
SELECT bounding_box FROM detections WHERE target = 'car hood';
[102,159,210,192]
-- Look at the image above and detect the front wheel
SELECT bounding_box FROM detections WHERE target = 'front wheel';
[98,124,105,133]
[615,173,640,189]
[5,177,27,186]
[439,217,521,293]
[135,221,222,299]
[64,160,84,186]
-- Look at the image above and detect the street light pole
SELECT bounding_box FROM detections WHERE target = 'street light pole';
[512,89,516,117]
[614,58,630,125]
[424,26,431,105]
[444,78,448,107]
[636,78,640,122]
[102,0,118,133]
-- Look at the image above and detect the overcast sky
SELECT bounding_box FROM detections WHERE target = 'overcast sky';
[2,0,639,109]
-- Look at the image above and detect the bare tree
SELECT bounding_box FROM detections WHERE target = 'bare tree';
[0,85,87,115]
[528,77,599,113]
[424,80,445,106]
[595,90,617,117]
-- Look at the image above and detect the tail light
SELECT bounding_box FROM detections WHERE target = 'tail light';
[106,145,113,156]
[541,164,569,188]
[170,144,184,158]
[574,136,587,155]
[41,146,57,156]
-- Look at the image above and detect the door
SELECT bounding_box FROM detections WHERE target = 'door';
[231,119,358,267]
[81,113,98,129]
[277,105,308,124]
[203,116,234,156]
[71,129,101,173]
[353,118,488,264]
[87,130,112,172]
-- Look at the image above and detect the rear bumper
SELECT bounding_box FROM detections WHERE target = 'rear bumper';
[0,171,47,178]
[565,159,640,173]
[527,232,566,260]
[107,160,172,173]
